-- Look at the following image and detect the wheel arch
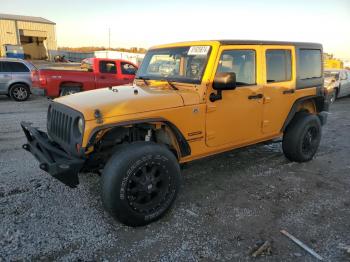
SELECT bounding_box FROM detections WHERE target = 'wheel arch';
[86,118,191,159]
[8,81,30,93]
[59,81,83,91]
[282,95,327,132]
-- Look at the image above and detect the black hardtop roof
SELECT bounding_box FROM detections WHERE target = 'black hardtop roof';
[218,40,322,49]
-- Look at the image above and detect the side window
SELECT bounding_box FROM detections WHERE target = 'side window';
[0,62,3,72]
[121,62,137,75]
[99,61,117,74]
[266,50,292,82]
[299,49,322,79]
[9,62,30,72]
[1,62,15,72]
[217,50,256,86]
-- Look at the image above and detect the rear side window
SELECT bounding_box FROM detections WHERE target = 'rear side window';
[266,50,292,82]
[216,50,256,86]
[0,62,29,72]
[299,49,322,79]
[121,62,137,75]
[99,61,117,74]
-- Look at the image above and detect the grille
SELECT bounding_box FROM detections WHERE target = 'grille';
[48,107,73,144]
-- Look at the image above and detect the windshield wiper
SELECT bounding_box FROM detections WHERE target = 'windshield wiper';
[135,76,149,86]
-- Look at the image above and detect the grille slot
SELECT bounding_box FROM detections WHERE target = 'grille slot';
[49,108,72,144]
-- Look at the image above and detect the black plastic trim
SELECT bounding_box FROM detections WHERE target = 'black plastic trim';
[281,95,328,131]
[47,102,85,157]
[87,118,191,157]
[21,121,84,188]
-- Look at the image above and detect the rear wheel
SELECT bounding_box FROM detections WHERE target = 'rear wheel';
[101,142,181,227]
[59,86,81,96]
[9,84,30,102]
[282,112,322,162]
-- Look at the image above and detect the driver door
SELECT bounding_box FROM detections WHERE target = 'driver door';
[205,46,264,147]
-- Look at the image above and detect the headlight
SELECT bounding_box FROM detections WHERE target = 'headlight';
[77,117,83,135]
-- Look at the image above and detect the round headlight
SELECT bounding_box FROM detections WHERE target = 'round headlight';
[77,117,83,134]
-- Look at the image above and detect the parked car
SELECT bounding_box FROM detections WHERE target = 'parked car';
[0,58,35,101]
[21,40,328,227]
[31,58,138,98]
[324,69,350,102]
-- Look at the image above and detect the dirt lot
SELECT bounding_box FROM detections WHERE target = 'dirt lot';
[0,95,349,261]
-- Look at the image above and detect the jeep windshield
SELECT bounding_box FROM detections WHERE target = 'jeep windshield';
[136,46,211,84]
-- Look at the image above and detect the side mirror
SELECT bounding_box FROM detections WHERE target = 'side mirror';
[210,72,236,102]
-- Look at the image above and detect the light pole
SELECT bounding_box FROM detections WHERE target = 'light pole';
[108,27,111,50]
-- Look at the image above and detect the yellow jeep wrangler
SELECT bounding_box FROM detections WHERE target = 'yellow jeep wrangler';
[21,40,328,226]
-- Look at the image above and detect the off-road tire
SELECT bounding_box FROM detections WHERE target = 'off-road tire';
[9,84,30,102]
[282,112,322,162]
[59,86,81,96]
[101,142,181,227]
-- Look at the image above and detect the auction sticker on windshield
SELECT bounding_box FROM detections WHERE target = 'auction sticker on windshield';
[188,46,210,56]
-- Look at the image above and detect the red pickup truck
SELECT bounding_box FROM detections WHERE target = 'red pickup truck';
[31,58,138,97]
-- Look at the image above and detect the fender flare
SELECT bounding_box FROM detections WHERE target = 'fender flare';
[281,95,328,131]
[86,118,191,157]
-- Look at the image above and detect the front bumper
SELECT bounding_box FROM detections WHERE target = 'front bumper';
[30,87,46,96]
[21,121,84,187]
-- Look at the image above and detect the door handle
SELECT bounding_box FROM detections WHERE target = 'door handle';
[248,93,263,100]
[123,77,129,80]
[283,89,295,94]
[100,76,106,79]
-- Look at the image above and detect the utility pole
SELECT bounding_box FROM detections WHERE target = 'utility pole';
[108,28,111,50]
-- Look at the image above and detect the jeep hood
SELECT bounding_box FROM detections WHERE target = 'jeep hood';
[54,85,200,120]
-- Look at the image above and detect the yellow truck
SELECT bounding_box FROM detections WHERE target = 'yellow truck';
[21,40,328,226]
[324,58,343,69]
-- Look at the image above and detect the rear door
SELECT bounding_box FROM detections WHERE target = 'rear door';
[96,60,123,88]
[339,70,350,96]
[8,61,31,84]
[261,46,296,135]
[0,62,12,93]
[346,71,350,95]
[120,61,137,85]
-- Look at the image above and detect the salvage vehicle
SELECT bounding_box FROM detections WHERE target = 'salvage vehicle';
[324,69,350,102]
[0,58,35,101]
[21,40,328,226]
[31,58,138,97]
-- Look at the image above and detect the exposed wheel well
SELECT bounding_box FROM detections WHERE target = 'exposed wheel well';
[83,121,190,172]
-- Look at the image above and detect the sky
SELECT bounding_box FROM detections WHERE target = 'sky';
[1,0,349,59]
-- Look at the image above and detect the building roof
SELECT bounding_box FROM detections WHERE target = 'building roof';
[0,13,55,25]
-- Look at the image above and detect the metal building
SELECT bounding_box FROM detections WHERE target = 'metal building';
[0,13,57,60]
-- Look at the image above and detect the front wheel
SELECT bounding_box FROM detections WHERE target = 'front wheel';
[101,142,181,227]
[282,112,322,162]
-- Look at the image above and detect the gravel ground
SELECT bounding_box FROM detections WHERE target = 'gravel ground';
[0,95,349,261]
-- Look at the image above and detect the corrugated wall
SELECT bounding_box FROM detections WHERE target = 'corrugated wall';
[0,19,57,57]
[17,21,57,51]
[0,19,18,56]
